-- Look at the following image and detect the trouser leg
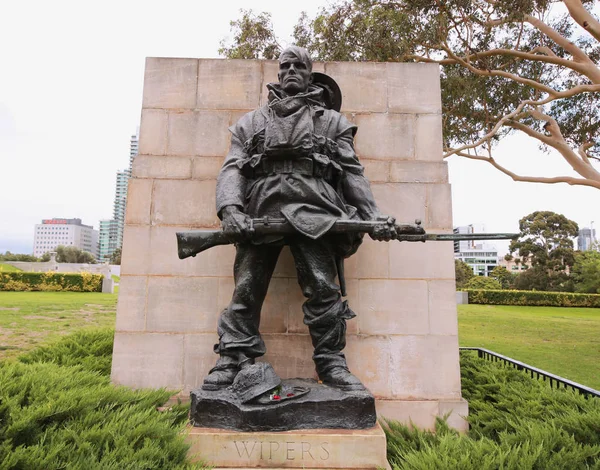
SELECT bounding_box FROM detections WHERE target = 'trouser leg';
[214,243,282,362]
[289,237,356,375]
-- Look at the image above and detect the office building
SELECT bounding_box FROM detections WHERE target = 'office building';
[98,129,138,261]
[578,227,596,251]
[453,224,499,276]
[33,218,98,258]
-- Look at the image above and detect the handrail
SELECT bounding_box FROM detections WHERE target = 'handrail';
[460,347,600,398]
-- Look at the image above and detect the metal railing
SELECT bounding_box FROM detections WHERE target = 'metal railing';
[460,347,600,398]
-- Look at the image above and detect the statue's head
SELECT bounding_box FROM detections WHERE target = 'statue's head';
[278,46,313,95]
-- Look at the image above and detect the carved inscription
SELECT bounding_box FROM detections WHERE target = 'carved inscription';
[232,440,330,461]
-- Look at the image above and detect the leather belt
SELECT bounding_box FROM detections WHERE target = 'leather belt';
[255,157,314,176]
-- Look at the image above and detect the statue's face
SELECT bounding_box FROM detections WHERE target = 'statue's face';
[278,53,312,95]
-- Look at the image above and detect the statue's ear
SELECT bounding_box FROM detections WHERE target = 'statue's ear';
[309,73,314,84]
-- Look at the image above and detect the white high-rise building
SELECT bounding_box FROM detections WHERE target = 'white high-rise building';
[98,129,138,261]
[453,224,499,277]
[33,218,98,258]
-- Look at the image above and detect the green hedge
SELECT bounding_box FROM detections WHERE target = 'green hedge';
[0,272,103,292]
[464,288,600,307]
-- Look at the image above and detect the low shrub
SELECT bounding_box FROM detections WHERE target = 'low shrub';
[0,329,201,469]
[464,288,600,307]
[0,272,103,292]
[19,329,115,376]
[385,352,600,469]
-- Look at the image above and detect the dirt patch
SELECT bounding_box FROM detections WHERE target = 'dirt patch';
[84,304,105,308]
[0,307,20,311]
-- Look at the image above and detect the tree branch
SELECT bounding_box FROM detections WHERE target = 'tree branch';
[506,118,600,181]
[578,142,594,165]
[443,83,600,158]
[563,0,600,42]
[451,151,600,189]
[525,13,596,67]
[441,44,560,95]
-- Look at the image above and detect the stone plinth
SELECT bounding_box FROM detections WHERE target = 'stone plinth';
[111,58,468,433]
[186,423,391,470]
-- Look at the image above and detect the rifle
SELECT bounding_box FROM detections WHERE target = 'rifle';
[176,217,518,260]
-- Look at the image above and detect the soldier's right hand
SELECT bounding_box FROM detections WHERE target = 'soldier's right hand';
[221,206,251,237]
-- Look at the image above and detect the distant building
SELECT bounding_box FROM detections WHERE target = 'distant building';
[499,255,531,273]
[33,218,98,258]
[98,129,138,261]
[578,227,596,251]
[453,224,499,276]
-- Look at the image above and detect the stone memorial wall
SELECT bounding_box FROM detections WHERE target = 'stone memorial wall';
[111,57,467,431]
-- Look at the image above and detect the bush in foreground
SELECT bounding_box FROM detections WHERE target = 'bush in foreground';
[386,352,600,469]
[0,330,200,469]
[3,329,599,469]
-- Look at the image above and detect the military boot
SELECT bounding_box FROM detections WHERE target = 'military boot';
[318,363,365,391]
[202,356,240,390]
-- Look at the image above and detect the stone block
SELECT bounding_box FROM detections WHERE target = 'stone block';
[389,240,455,280]
[416,114,444,161]
[387,63,441,114]
[426,183,453,230]
[138,109,167,156]
[146,277,220,333]
[115,275,147,331]
[143,58,198,109]
[101,277,114,294]
[133,155,192,179]
[197,59,261,110]
[439,398,469,433]
[376,399,439,430]
[125,178,153,225]
[183,333,220,392]
[148,225,235,277]
[272,246,297,278]
[389,335,462,400]
[344,239,389,280]
[326,62,387,113]
[345,334,391,397]
[121,226,151,275]
[192,156,223,180]
[428,280,459,336]
[362,159,390,182]
[167,110,231,156]
[217,277,288,334]
[186,423,390,469]
[152,179,219,226]
[111,332,184,389]
[354,114,414,160]
[390,161,448,184]
[262,334,316,380]
[371,183,426,225]
[358,280,429,335]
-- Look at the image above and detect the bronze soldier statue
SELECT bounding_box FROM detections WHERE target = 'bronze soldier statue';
[203,46,396,391]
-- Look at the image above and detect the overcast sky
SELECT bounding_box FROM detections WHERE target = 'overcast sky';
[1,0,598,256]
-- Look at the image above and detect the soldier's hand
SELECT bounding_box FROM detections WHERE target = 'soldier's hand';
[221,206,251,237]
[369,215,397,242]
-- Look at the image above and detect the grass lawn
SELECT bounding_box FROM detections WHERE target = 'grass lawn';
[0,291,117,360]
[458,304,600,390]
[0,263,21,272]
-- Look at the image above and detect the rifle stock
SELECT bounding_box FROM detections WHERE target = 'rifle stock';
[176,230,233,259]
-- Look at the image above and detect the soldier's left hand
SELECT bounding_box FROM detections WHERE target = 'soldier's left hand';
[369,215,397,242]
